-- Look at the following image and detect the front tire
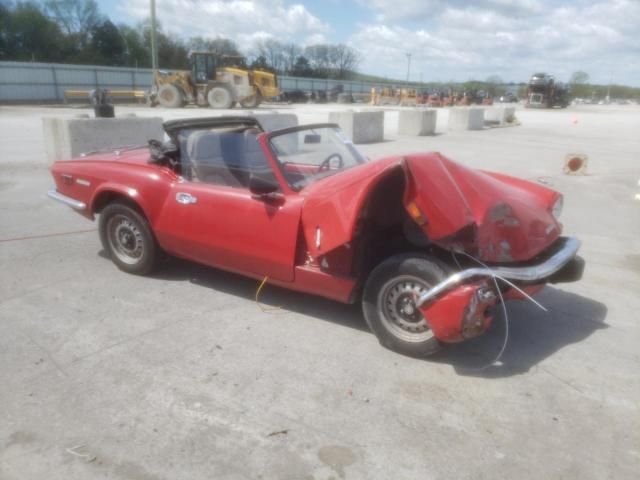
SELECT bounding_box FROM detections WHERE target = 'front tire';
[240,92,262,108]
[207,86,234,109]
[362,254,448,357]
[157,84,184,108]
[99,202,158,275]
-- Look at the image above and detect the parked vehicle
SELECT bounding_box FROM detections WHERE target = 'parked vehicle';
[150,52,280,109]
[526,73,569,108]
[47,117,584,357]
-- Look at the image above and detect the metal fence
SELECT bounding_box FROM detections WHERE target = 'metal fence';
[0,61,153,102]
[0,61,410,103]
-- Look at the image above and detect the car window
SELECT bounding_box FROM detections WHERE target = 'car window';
[177,127,277,190]
[269,126,366,190]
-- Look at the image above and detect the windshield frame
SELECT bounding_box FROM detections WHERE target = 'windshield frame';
[265,123,367,191]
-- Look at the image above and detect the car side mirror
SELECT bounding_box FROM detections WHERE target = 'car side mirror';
[249,174,280,198]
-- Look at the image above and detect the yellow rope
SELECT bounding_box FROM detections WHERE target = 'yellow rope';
[255,276,283,313]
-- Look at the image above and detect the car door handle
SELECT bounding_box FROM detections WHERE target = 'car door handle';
[176,192,197,204]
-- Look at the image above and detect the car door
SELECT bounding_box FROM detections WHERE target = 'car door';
[154,129,302,283]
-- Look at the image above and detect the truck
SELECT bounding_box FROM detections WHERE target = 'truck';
[526,73,569,108]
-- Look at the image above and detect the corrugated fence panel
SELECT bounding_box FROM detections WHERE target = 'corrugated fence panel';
[0,61,410,102]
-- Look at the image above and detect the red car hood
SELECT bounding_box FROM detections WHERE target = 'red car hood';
[300,153,561,263]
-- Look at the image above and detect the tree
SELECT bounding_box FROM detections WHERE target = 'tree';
[569,71,590,98]
[45,0,102,48]
[304,44,330,76]
[2,2,65,61]
[328,44,360,79]
[90,19,125,65]
[485,75,504,97]
[290,55,313,77]
[569,71,590,85]
[250,54,269,70]
[253,38,285,73]
[188,36,240,56]
[118,24,149,67]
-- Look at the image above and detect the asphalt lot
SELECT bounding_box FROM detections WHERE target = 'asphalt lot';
[1,102,639,480]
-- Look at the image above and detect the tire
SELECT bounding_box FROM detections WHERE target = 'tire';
[240,92,262,108]
[207,86,234,109]
[157,84,184,108]
[99,202,158,275]
[362,254,449,357]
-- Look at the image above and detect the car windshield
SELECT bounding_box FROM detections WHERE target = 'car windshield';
[269,126,366,190]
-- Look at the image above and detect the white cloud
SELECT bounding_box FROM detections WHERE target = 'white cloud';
[116,0,330,49]
[350,0,640,85]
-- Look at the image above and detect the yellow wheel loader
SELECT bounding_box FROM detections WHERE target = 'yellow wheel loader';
[150,53,280,109]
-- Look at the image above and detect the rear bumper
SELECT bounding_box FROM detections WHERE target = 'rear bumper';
[417,236,582,307]
[47,189,86,211]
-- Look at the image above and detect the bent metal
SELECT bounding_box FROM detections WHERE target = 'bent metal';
[47,116,584,358]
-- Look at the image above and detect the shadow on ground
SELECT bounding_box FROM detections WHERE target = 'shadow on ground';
[115,254,608,377]
[149,255,368,332]
[433,286,608,378]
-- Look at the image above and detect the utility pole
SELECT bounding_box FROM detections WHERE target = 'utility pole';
[150,0,158,75]
[405,53,412,85]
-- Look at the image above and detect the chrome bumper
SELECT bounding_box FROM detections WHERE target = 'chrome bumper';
[47,189,86,210]
[416,236,582,307]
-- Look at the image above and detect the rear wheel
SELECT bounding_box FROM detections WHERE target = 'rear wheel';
[157,84,184,108]
[363,254,448,357]
[99,202,158,275]
[207,86,234,109]
[240,92,262,108]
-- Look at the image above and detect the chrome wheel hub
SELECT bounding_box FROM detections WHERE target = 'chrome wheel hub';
[108,215,143,265]
[378,275,434,343]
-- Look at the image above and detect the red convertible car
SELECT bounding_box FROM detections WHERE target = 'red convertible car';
[48,116,583,357]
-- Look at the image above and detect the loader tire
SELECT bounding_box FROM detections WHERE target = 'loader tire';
[207,86,234,109]
[157,84,184,108]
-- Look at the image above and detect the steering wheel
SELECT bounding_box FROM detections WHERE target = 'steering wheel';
[318,153,344,172]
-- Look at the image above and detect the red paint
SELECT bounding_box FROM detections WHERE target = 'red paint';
[49,125,573,343]
[419,282,496,343]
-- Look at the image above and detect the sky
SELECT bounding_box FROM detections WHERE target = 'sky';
[99,0,640,86]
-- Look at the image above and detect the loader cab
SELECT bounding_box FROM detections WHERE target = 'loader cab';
[190,52,218,84]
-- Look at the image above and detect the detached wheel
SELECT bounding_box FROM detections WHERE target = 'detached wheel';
[240,92,262,108]
[99,202,158,275]
[157,84,184,108]
[362,254,448,357]
[207,86,234,109]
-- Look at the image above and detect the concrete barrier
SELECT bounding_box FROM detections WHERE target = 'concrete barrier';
[43,116,164,164]
[398,109,437,136]
[328,110,384,144]
[250,111,298,132]
[448,107,485,131]
[485,106,516,125]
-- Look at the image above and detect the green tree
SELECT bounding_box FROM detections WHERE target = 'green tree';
[90,19,125,65]
[44,0,102,48]
[188,36,240,56]
[569,70,590,98]
[2,2,65,61]
[290,55,313,77]
[117,24,149,67]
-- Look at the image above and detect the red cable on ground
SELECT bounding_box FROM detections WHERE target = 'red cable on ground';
[0,228,96,243]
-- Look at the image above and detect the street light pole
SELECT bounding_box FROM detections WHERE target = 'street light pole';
[406,52,411,85]
[150,0,158,75]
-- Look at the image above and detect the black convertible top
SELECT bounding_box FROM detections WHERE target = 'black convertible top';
[163,116,262,137]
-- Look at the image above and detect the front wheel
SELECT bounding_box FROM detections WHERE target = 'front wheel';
[99,202,158,275]
[240,92,262,108]
[362,254,449,357]
[207,86,234,109]
[157,84,184,108]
